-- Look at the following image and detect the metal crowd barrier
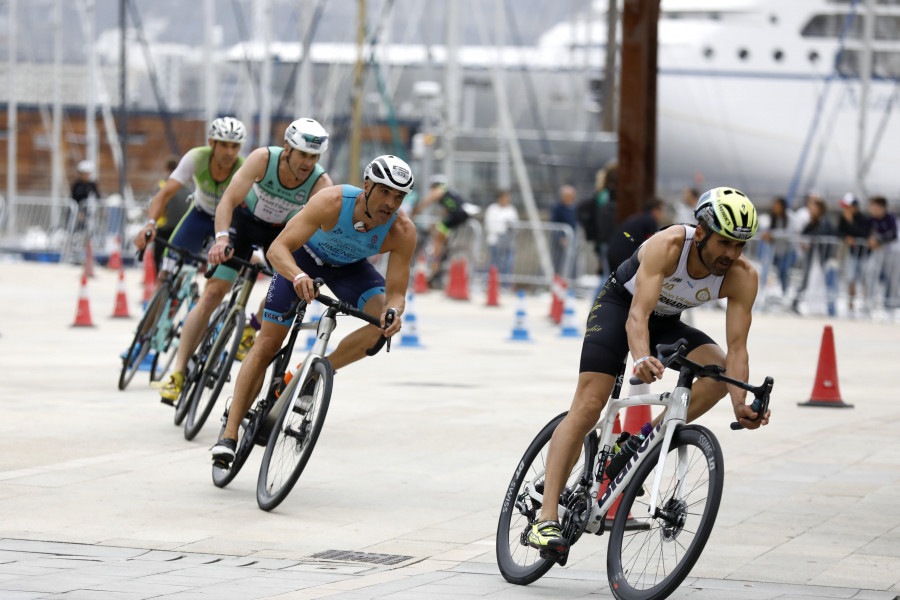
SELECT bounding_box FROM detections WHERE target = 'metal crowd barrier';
[0,195,129,264]
[749,232,900,318]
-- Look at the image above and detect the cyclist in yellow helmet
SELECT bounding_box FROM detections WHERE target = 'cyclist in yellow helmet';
[527,186,769,557]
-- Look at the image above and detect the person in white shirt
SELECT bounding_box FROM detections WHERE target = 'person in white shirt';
[484,189,519,286]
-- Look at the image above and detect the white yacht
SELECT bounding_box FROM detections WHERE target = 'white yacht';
[655,0,900,202]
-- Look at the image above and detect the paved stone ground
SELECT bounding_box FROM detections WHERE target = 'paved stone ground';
[1,258,899,599]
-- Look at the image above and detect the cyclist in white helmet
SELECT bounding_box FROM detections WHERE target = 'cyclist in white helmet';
[158,118,334,405]
[528,187,769,559]
[211,154,416,466]
[124,116,247,387]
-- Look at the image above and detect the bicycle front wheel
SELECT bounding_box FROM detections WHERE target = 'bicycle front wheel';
[118,283,168,391]
[212,351,285,488]
[256,357,333,511]
[174,303,228,426]
[184,310,243,441]
[496,412,597,586]
[607,425,724,600]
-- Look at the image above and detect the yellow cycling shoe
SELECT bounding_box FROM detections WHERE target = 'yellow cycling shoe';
[159,371,185,406]
[235,325,257,361]
[526,520,568,554]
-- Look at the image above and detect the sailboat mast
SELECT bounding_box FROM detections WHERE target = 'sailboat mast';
[856,0,875,196]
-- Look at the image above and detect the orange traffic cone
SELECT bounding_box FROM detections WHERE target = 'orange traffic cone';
[111,268,131,318]
[413,254,429,294]
[72,274,95,327]
[446,258,470,300]
[549,275,565,324]
[486,265,500,307]
[602,414,646,530]
[623,403,653,437]
[108,235,123,270]
[143,246,157,304]
[798,325,853,408]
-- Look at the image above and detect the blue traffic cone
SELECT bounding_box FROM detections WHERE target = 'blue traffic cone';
[508,290,533,342]
[560,289,580,338]
[399,291,425,348]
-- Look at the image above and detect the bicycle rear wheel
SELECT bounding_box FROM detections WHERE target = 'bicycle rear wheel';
[184,310,243,441]
[607,425,724,600]
[150,281,196,382]
[256,358,333,511]
[118,283,168,391]
[212,351,284,488]
[496,412,597,586]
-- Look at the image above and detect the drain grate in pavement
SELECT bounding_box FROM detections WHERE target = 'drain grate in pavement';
[310,550,412,565]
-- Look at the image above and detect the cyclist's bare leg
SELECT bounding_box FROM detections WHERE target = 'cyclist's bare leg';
[222,319,290,441]
[429,227,449,276]
[538,371,615,523]
[170,278,232,374]
[325,295,386,371]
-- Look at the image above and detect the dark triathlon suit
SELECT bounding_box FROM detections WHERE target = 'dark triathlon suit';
[580,225,722,375]
[434,188,469,234]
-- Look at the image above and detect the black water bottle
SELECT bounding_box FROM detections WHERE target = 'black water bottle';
[605,423,651,480]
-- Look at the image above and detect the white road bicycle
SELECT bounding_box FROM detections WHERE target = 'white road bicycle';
[496,339,773,600]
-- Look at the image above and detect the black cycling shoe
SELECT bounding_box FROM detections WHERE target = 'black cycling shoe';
[211,438,237,467]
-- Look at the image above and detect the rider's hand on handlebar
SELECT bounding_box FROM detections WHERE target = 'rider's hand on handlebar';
[633,356,665,384]
[292,273,318,303]
[381,308,401,337]
[207,238,233,266]
[733,398,770,430]
[135,226,156,250]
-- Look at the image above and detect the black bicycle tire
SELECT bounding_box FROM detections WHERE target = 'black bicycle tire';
[606,425,724,600]
[173,303,228,426]
[496,412,598,586]
[150,279,197,382]
[256,358,333,512]
[212,350,287,488]
[184,310,243,441]
[118,283,169,391]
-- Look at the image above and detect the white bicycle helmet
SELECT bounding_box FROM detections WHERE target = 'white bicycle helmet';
[284,118,329,154]
[77,160,93,174]
[207,117,247,144]
[364,155,414,194]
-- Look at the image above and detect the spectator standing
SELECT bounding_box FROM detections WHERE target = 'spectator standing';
[674,187,699,225]
[576,160,617,276]
[550,185,578,277]
[792,196,837,314]
[758,196,795,298]
[484,189,518,287]
[836,193,870,313]
[71,160,100,233]
[864,196,899,311]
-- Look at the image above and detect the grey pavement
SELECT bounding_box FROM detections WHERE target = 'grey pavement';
[1,258,899,600]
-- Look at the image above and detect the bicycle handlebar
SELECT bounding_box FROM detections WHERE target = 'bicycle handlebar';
[137,230,208,266]
[204,246,275,279]
[278,278,394,355]
[628,338,773,431]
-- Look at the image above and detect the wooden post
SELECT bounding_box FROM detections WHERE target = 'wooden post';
[617,0,659,223]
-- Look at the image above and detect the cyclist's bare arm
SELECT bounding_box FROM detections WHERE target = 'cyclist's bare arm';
[626,228,684,383]
[208,148,270,265]
[720,260,766,428]
[379,214,417,336]
[266,185,344,302]
[135,178,185,250]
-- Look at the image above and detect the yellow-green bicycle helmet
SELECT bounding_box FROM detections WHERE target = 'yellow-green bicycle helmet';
[694,187,758,241]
